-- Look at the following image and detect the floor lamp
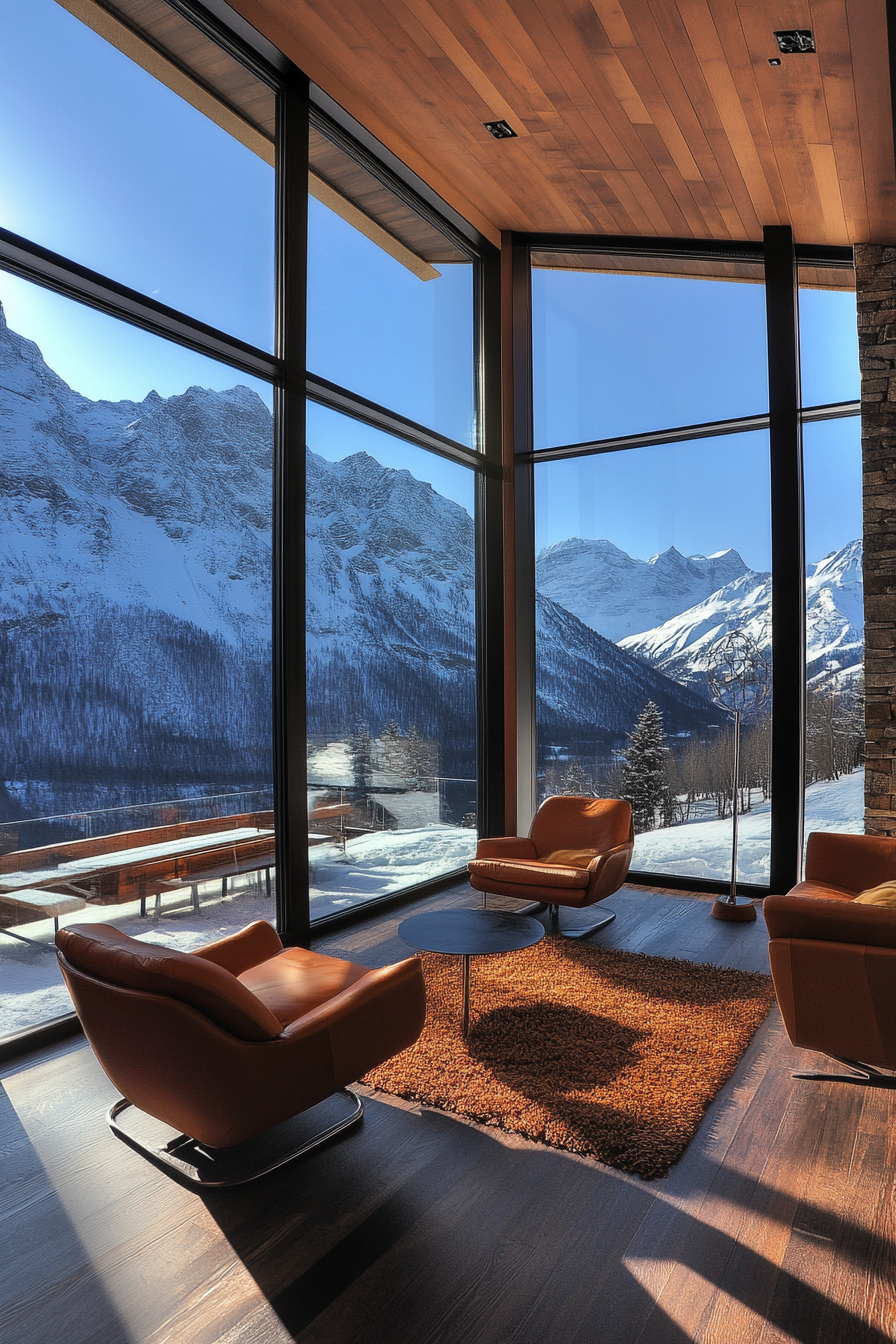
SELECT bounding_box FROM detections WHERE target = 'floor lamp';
[705,630,770,923]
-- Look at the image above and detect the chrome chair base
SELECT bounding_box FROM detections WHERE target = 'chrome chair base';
[792,1056,896,1089]
[530,903,617,940]
[108,1088,364,1187]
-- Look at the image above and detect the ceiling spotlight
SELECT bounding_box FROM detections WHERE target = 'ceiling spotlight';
[774,29,816,54]
[768,57,782,66]
[484,120,517,140]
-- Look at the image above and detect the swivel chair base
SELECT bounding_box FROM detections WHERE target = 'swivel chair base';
[792,1055,896,1089]
[108,1088,364,1187]
[530,902,617,940]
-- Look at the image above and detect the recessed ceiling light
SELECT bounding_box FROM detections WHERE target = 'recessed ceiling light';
[774,29,816,54]
[484,120,517,140]
[768,57,782,66]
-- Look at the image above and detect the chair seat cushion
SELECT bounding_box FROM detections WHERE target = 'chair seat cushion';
[540,848,597,868]
[468,857,590,890]
[788,879,856,902]
[239,946,373,1028]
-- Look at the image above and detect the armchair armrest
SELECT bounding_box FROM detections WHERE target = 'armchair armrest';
[193,919,284,975]
[764,893,896,949]
[587,839,634,875]
[283,957,426,1084]
[585,839,634,903]
[473,837,537,861]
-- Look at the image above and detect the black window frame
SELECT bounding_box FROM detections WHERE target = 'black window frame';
[514,230,857,898]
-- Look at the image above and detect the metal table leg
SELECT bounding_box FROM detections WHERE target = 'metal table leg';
[462,953,471,1039]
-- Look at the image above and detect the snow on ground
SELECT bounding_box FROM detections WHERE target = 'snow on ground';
[633,769,864,882]
[309,825,478,918]
[0,826,477,1035]
[0,874,275,1037]
[1,778,862,1036]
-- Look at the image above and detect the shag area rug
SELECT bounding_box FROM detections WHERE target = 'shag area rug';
[364,939,775,1179]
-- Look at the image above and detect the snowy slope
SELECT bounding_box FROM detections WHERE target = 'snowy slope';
[535,537,751,642]
[631,768,864,882]
[536,592,726,743]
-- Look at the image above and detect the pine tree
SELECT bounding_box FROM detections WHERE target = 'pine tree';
[559,757,591,796]
[404,724,435,791]
[622,700,668,833]
[379,720,405,779]
[348,721,372,794]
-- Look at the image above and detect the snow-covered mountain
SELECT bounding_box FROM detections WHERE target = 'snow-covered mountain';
[304,448,477,772]
[536,593,726,746]
[537,531,863,692]
[619,539,863,687]
[535,537,752,642]
[1,301,723,814]
[805,540,864,680]
[0,302,273,644]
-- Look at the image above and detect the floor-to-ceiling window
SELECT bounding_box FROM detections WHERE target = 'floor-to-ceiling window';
[530,250,778,885]
[305,117,482,919]
[0,2,499,1041]
[0,0,278,1034]
[526,242,861,890]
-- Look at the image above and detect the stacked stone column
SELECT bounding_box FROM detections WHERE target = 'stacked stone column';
[856,244,896,835]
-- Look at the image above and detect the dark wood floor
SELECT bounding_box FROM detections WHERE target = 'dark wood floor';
[3,884,894,1344]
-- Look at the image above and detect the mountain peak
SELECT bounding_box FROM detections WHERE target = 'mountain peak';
[535,536,753,641]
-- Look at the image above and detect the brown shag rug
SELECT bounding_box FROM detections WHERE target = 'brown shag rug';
[364,939,775,1179]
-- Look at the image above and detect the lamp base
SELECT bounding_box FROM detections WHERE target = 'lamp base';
[711,897,757,922]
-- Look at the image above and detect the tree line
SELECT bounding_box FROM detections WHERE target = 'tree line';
[543,674,865,834]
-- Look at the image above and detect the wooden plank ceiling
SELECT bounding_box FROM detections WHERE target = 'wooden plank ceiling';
[229,0,894,248]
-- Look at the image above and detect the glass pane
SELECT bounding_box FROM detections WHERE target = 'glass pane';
[803,418,864,840]
[799,273,859,408]
[306,192,475,445]
[535,432,772,884]
[306,403,477,918]
[0,277,274,1036]
[532,261,768,448]
[0,0,275,350]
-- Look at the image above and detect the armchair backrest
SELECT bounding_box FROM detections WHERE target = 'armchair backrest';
[529,796,633,858]
[805,832,896,894]
[57,923,282,1041]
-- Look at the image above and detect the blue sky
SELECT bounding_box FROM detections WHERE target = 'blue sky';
[0,0,275,350]
[0,0,862,562]
[533,270,860,563]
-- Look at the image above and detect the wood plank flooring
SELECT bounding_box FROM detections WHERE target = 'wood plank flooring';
[2,885,893,1343]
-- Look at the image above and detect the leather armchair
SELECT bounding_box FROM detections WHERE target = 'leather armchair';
[468,796,634,938]
[765,832,896,1088]
[56,919,426,1183]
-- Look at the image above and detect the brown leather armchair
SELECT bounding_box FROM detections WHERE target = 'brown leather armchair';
[56,919,426,1184]
[468,796,634,939]
[765,832,896,1088]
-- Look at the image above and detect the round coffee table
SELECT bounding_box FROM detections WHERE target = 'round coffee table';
[398,909,545,1038]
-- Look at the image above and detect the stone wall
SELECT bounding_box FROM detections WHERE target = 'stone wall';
[856,244,896,836]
